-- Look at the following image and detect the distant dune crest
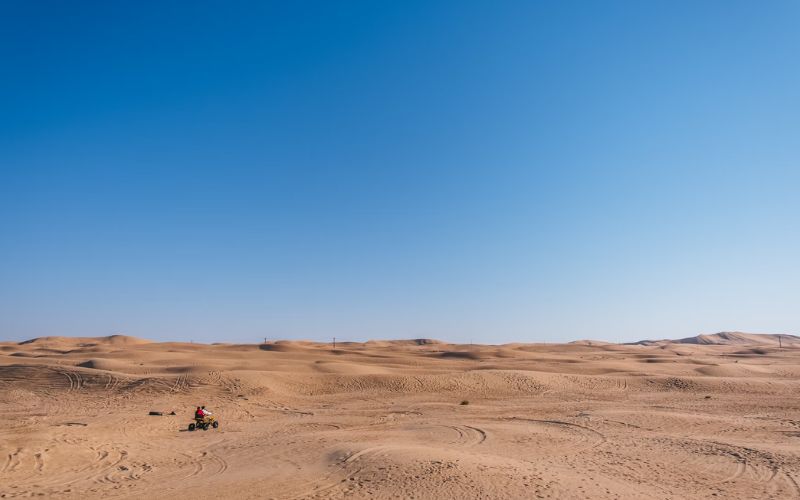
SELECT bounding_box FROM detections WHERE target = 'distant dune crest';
[632,331,800,346]
[568,340,614,346]
[18,334,151,347]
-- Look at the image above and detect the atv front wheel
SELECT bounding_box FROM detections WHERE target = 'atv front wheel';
[212,421,219,429]
[203,423,210,430]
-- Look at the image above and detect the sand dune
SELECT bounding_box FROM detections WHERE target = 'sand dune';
[568,339,614,346]
[18,334,152,347]
[633,330,800,347]
[1,333,799,499]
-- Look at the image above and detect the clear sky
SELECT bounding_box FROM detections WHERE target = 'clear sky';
[1,1,798,344]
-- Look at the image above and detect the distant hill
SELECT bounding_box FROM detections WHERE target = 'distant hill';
[18,334,151,347]
[568,339,614,346]
[631,331,800,347]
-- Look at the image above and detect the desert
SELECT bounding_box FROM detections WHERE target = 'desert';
[1,332,798,499]
[6,2,799,498]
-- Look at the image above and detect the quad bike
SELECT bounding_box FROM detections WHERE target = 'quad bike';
[188,415,219,431]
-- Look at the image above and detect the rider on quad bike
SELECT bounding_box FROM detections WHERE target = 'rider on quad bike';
[189,405,219,431]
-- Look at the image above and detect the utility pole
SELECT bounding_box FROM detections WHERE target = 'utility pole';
[779,335,783,349]
[264,337,267,344]
[333,337,336,350]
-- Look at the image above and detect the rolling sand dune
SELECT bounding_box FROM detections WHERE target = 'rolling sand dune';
[632,331,800,347]
[1,333,799,499]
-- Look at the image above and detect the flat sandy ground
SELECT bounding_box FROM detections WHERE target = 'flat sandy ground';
[1,335,799,499]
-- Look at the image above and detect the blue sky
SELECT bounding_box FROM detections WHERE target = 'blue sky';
[1,1,798,344]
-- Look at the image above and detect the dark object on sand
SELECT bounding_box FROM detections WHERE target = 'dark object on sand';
[149,411,163,416]
[460,400,470,405]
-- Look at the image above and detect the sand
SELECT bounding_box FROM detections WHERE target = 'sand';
[1,333,799,499]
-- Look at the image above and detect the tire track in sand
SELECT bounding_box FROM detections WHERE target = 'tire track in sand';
[506,417,608,451]
[653,436,800,497]
[179,449,229,479]
[440,425,487,446]
[286,423,488,500]
[2,447,23,473]
[286,450,380,499]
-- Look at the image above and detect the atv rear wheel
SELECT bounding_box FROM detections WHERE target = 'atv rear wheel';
[188,423,196,431]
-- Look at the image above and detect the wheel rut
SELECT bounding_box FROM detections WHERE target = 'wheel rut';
[507,417,608,449]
